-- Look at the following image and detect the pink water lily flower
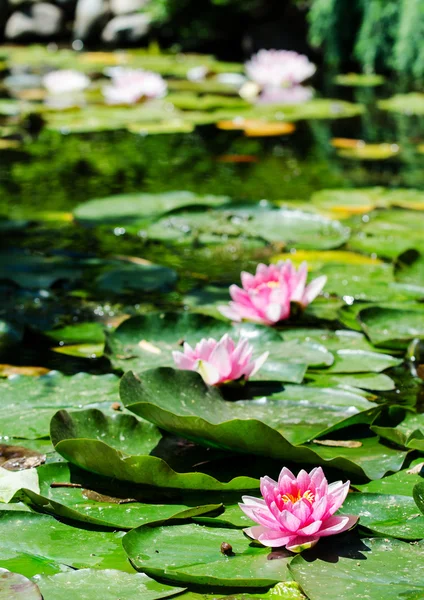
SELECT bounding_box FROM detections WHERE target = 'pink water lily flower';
[172,334,268,386]
[240,466,358,553]
[258,85,313,105]
[218,260,327,325]
[103,68,167,105]
[43,70,90,95]
[246,50,316,88]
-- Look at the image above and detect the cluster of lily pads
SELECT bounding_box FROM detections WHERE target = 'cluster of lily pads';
[0,179,424,598]
[0,45,369,138]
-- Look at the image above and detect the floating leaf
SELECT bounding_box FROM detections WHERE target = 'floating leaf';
[335,73,385,87]
[34,569,185,600]
[51,409,258,491]
[289,537,424,600]
[0,569,42,600]
[0,468,39,503]
[123,522,293,588]
[0,372,120,439]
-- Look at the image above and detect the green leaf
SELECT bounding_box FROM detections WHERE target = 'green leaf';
[123,522,292,588]
[342,492,424,540]
[413,482,424,515]
[120,368,404,479]
[146,206,350,250]
[74,191,228,225]
[335,73,385,86]
[34,569,185,600]
[17,462,222,529]
[323,349,401,373]
[356,459,424,495]
[95,264,177,294]
[0,511,133,572]
[359,305,424,348]
[0,569,42,600]
[307,372,395,392]
[289,537,424,600]
[51,409,259,491]
[0,467,39,503]
[121,367,379,446]
[378,92,424,115]
[0,372,121,439]
[176,582,306,600]
[106,312,332,384]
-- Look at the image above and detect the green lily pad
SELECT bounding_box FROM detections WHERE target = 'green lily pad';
[106,312,332,384]
[119,368,404,478]
[122,367,378,447]
[50,409,259,491]
[95,264,177,294]
[289,537,424,600]
[358,305,424,348]
[349,209,424,259]
[145,206,350,250]
[0,511,133,572]
[123,522,292,588]
[356,459,424,495]
[34,569,185,600]
[74,191,228,225]
[335,73,385,87]
[16,462,222,529]
[176,582,306,600]
[0,372,121,439]
[414,482,424,515]
[0,569,42,600]
[372,412,424,451]
[323,349,401,373]
[342,492,424,539]
[47,323,105,345]
[307,372,395,392]
[378,92,424,115]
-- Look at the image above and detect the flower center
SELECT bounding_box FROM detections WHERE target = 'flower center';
[281,490,315,504]
[266,281,281,289]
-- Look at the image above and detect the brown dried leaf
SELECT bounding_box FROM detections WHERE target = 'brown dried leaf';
[312,439,363,448]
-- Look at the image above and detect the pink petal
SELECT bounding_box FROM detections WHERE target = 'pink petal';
[197,361,221,385]
[248,351,269,378]
[298,519,322,536]
[278,467,296,485]
[218,304,242,322]
[327,481,350,514]
[244,526,294,548]
[302,275,327,306]
[318,514,358,536]
[172,351,196,370]
[279,510,301,533]
[286,535,319,553]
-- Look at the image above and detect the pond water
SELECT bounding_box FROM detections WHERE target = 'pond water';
[1,46,424,600]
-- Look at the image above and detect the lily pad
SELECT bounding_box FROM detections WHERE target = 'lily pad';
[106,312,332,384]
[74,191,228,225]
[145,206,350,250]
[0,371,121,439]
[34,569,185,600]
[119,368,404,478]
[341,492,424,539]
[50,409,259,491]
[289,537,424,600]
[0,511,133,572]
[378,92,424,115]
[356,459,424,495]
[0,569,42,600]
[358,305,424,347]
[0,467,39,503]
[123,522,293,588]
[335,73,385,87]
[16,462,222,529]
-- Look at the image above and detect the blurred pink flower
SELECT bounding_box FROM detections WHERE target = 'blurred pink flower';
[218,260,327,325]
[240,466,357,552]
[257,85,313,105]
[103,68,167,105]
[43,70,90,95]
[172,334,268,386]
[245,50,316,88]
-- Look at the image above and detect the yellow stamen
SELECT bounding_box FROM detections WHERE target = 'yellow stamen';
[266,281,281,288]
[281,490,315,504]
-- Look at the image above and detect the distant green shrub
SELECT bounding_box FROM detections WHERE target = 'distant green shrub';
[308,0,424,78]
